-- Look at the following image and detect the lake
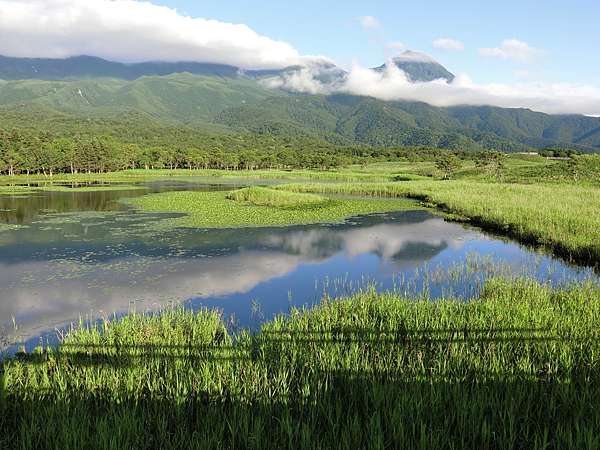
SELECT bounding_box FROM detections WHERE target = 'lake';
[0,180,597,353]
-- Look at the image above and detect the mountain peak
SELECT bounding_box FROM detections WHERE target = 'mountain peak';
[373,50,455,83]
[391,50,438,64]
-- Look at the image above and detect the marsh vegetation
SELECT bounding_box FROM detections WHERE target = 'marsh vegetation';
[2,151,600,448]
[3,279,600,449]
[123,188,413,229]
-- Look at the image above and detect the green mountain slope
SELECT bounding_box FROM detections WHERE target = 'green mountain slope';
[1,66,599,152]
[217,94,600,151]
[0,55,243,80]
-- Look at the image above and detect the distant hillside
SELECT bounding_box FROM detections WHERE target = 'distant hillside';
[216,95,600,151]
[0,73,283,123]
[0,55,249,81]
[1,54,599,152]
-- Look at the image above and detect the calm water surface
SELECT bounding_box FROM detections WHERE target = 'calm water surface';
[0,180,597,353]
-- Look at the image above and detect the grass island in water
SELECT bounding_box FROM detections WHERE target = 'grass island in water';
[123,187,416,229]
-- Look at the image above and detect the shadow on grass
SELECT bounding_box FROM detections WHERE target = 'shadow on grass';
[2,327,600,449]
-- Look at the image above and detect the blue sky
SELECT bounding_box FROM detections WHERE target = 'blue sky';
[154,0,599,85]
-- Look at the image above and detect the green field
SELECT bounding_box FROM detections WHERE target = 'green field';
[3,278,600,449]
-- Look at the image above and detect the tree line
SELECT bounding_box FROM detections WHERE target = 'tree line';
[0,126,486,176]
[0,130,356,176]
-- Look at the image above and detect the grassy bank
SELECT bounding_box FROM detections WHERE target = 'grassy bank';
[278,181,600,266]
[3,278,600,449]
[123,188,414,229]
[0,167,395,184]
[0,154,595,186]
[0,184,146,195]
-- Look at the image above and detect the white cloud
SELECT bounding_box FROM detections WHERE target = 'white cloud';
[358,15,381,30]
[263,66,330,95]
[386,41,406,52]
[268,61,600,116]
[0,0,302,69]
[479,39,543,64]
[433,38,465,51]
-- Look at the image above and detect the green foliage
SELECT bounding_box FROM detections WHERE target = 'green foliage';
[216,95,600,151]
[435,153,462,179]
[1,70,599,152]
[3,279,600,449]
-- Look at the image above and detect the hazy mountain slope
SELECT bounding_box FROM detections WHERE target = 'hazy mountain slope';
[0,73,283,123]
[0,55,243,81]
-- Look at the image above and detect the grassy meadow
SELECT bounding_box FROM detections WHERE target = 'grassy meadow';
[225,186,331,208]
[104,154,600,265]
[3,278,600,449]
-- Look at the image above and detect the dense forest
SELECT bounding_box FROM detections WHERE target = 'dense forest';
[1,106,586,176]
[0,110,477,175]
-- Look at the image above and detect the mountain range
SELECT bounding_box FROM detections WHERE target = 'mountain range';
[1,52,599,152]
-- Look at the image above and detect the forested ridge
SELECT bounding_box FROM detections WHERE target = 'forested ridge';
[0,105,589,176]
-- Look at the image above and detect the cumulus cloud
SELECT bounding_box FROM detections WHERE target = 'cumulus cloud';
[0,0,302,69]
[479,39,543,64]
[358,15,381,30]
[386,41,406,52]
[267,61,600,116]
[433,38,465,51]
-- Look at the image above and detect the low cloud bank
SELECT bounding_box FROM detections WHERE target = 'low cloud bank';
[0,0,301,69]
[267,62,600,116]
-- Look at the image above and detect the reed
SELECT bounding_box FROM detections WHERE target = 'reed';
[3,278,600,449]
[225,186,330,208]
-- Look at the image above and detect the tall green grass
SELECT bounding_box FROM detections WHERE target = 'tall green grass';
[226,186,330,208]
[278,181,600,266]
[3,279,600,449]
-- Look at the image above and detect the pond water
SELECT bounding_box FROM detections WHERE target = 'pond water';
[0,180,597,354]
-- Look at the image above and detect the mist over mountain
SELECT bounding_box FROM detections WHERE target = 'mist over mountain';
[1,52,599,152]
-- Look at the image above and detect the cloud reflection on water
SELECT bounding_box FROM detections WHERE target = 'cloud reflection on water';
[1,215,476,344]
